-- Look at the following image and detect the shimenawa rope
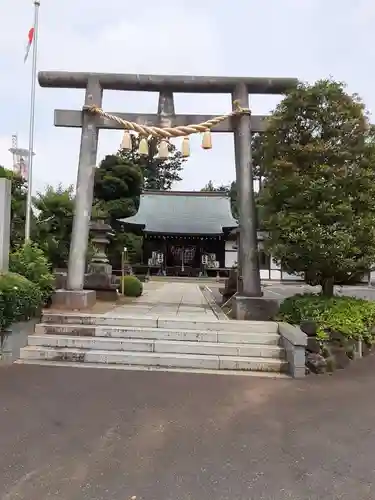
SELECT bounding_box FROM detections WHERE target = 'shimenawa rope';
[83,100,251,157]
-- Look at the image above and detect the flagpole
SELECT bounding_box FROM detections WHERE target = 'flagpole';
[25,0,40,243]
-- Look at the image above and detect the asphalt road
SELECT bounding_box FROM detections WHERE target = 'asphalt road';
[1,360,375,499]
[208,281,375,304]
[262,282,375,301]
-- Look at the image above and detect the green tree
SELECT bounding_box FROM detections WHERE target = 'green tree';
[94,154,142,204]
[118,135,185,190]
[93,154,143,268]
[9,243,55,303]
[201,180,228,192]
[200,180,238,219]
[33,184,75,269]
[228,181,238,219]
[256,79,375,295]
[0,166,31,248]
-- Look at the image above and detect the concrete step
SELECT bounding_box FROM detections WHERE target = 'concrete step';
[35,324,281,345]
[19,346,288,372]
[14,360,290,379]
[41,313,279,333]
[28,335,284,358]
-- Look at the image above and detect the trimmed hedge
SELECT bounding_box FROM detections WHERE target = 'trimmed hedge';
[0,272,42,330]
[278,293,375,342]
[120,275,143,297]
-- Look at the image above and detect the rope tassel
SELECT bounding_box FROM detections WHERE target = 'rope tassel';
[181,137,190,157]
[158,139,169,159]
[201,130,212,150]
[138,137,149,156]
[121,131,132,151]
[86,101,252,157]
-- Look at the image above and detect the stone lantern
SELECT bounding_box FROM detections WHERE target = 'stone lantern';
[84,206,118,300]
[88,216,113,275]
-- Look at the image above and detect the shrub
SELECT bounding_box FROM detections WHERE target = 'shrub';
[9,243,55,303]
[0,272,42,330]
[278,293,375,342]
[120,275,143,297]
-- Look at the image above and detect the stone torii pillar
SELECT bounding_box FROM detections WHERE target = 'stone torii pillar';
[38,72,297,315]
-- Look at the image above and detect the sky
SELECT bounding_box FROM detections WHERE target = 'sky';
[0,0,374,195]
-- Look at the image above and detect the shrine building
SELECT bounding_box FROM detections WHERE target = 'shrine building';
[120,191,238,277]
[119,190,308,280]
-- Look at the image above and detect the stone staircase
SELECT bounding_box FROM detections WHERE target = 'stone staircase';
[17,313,289,376]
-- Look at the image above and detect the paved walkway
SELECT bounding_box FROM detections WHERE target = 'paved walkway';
[1,355,375,499]
[108,282,217,319]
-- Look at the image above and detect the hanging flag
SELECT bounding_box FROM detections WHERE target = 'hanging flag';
[24,27,35,63]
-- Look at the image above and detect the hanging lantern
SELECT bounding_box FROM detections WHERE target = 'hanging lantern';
[121,130,132,151]
[181,137,190,157]
[202,130,212,149]
[138,137,149,156]
[158,139,169,159]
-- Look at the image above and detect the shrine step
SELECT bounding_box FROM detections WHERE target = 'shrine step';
[41,313,279,333]
[34,324,281,345]
[14,360,290,378]
[18,314,288,375]
[26,335,284,358]
[18,346,288,373]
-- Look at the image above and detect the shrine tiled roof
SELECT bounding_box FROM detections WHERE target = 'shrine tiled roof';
[119,190,238,235]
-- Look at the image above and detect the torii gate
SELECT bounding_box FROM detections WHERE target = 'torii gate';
[38,71,297,317]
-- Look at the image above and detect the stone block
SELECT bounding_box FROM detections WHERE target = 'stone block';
[54,271,67,289]
[84,271,114,289]
[28,335,154,353]
[35,324,97,336]
[219,356,287,372]
[278,322,307,378]
[51,289,96,310]
[96,326,217,342]
[307,337,321,353]
[300,321,317,337]
[84,272,118,301]
[306,352,327,374]
[233,295,280,321]
[217,332,280,345]
[95,289,119,301]
[0,178,11,272]
[157,317,278,333]
[83,351,220,370]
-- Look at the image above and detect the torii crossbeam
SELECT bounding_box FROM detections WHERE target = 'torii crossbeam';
[38,71,298,316]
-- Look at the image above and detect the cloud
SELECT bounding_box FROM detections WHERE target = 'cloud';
[0,0,375,194]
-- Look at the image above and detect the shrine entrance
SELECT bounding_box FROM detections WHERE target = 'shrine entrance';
[167,243,198,269]
[38,69,298,312]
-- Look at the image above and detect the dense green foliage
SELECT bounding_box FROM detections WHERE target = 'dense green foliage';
[33,184,75,269]
[4,77,375,297]
[0,272,42,330]
[0,167,32,248]
[119,135,185,190]
[278,293,375,342]
[1,127,186,272]
[9,243,55,304]
[200,180,238,218]
[256,79,375,295]
[93,154,143,268]
[120,275,143,297]
[95,135,187,268]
